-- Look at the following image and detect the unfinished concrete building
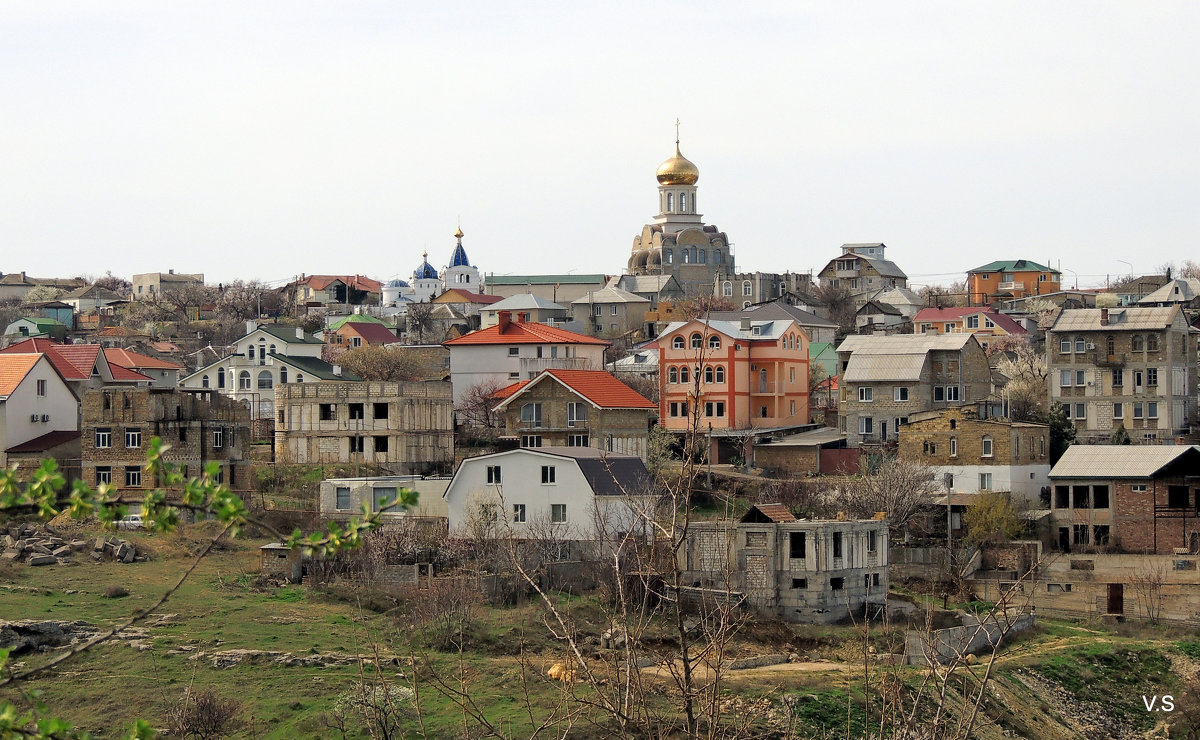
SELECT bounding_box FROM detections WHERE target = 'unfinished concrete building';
[274,380,453,475]
[681,504,889,624]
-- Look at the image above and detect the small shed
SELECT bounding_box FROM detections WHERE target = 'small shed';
[260,542,303,583]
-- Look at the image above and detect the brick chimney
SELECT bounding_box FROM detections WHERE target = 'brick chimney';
[498,310,511,333]
[1100,307,1109,326]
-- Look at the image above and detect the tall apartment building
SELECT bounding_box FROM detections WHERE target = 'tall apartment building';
[1046,306,1196,443]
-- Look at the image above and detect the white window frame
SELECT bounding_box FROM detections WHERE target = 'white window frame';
[894,387,908,402]
[979,472,992,490]
[512,504,526,523]
[541,465,556,485]
[858,387,873,402]
[95,428,112,449]
[981,436,993,457]
[550,503,567,523]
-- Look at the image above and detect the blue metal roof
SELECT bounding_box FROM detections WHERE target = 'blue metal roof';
[449,242,471,268]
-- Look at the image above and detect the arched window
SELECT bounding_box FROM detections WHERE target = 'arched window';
[690,333,702,349]
[296,374,304,383]
[715,366,725,383]
[698,249,705,263]
[248,345,255,360]
[679,192,687,212]
[708,335,721,349]
[680,366,690,383]
[238,371,251,390]
[669,367,678,383]
[704,366,714,383]
[201,375,209,388]
[1132,335,1144,351]
[269,344,276,355]
[743,302,751,309]
[217,368,225,389]
[257,371,273,390]
[714,250,721,264]
[667,193,674,211]
[743,281,752,297]
[722,281,732,297]
[663,249,672,264]
[279,366,287,383]
[1106,335,1115,356]
[673,336,685,349]
[682,250,690,264]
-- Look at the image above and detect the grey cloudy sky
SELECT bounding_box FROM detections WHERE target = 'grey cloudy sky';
[3,2,1198,289]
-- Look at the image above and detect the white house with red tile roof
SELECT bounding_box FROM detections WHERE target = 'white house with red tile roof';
[0,339,152,395]
[0,354,78,467]
[443,311,609,406]
[492,369,656,459]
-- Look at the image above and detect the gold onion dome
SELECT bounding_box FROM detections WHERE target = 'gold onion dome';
[656,143,699,185]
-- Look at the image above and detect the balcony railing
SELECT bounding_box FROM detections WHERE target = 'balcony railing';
[519,357,594,376]
[751,382,778,394]
[1094,352,1124,367]
[997,281,1022,291]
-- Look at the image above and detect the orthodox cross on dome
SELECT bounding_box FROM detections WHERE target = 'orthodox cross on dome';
[674,117,680,146]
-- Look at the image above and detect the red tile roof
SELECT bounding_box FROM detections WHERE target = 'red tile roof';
[497,369,655,410]
[0,339,94,380]
[109,364,153,382]
[0,355,40,396]
[491,380,530,401]
[444,321,609,347]
[340,323,398,345]
[913,307,1027,335]
[742,503,797,523]
[103,348,184,370]
[434,289,504,305]
[7,430,81,454]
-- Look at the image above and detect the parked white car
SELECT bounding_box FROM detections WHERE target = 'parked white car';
[116,514,145,530]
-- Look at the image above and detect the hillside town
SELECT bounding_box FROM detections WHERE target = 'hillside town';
[6,137,1200,737]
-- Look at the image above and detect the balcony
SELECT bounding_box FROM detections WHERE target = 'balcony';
[519,357,595,376]
[997,281,1023,291]
[751,382,779,395]
[1094,352,1124,368]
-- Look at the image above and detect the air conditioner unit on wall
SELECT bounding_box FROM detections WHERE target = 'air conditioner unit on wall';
[41,414,49,422]
[30,414,39,422]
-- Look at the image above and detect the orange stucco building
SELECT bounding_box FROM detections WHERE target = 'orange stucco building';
[966,260,1061,306]
[656,318,810,434]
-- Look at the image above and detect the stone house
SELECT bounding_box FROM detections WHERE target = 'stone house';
[480,294,570,328]
[681,504,889,624]
[492,369,656,459]
[817,243,908,310]
[707,301,838,345]
[570,287,651,338]
[274,380,454,475]
[1048,444,1200,555]
[80,387,250,495]
[1046,306,1196,443]
[131,271,204,301]
[897,404,1051,506]
[837,334,992,447]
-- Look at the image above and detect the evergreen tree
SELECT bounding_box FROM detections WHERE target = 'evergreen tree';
[1045,402,1077,464]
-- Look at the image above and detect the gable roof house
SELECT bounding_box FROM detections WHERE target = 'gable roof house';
[817,243,908,310]
[284,274,383,310]
[913,307,1028,350]
[443,312,609,406]
[493,369,656,460]
[131,271,204,301]
[1137,278,1200,308]
[443,447,657,547]
[570,287,652,339]
[0,354,79,470]
[3,316,66,342]
[326,315,398,348]
[1048,444,1200,555]
[61,284,125,313]
[0,338,153,395]
[836,334,992,448]
[179,322,359,419]
[480,294,570,328]
[102,349,184,389]
[706,300,839,345]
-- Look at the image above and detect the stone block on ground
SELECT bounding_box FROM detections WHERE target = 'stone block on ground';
[122,546,136,564]
[51,546,71,558]
[26,554,56,566]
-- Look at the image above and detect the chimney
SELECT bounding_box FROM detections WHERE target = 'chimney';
[295,327,304,339]
[740,317,752,332]
[1100,307,1109,326]
[498,310,511,332]
[333,365,342,376]
[245,319,258,335]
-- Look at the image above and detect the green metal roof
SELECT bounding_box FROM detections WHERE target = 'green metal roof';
[21,317,64,329]
[328,314,385,330]
[968,260,1057,274]
[256,324,323,344]
[270,354,363,381]
[486,274,607,285]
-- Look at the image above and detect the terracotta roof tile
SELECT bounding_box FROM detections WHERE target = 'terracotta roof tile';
[109,364,153,382]
[0,355,41,396]
[492,380,530,401]
[7,430,81,454]
[542,369,656,409]
[340,323,398,344]
[912,307,1027,335]
[103,348,184,370]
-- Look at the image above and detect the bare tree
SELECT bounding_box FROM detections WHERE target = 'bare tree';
[405,301,437,344]
[333,345,425,382]
[455,379,508,440]
[842,458,938,542]
[214,279,282,320]
[991,335,1049,421]
[674,294,736,322]
[813,282,856,333]
[93,271,132,298]
[1129,560,1166,624]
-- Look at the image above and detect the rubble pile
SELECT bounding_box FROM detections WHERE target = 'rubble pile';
[1,524,143,566]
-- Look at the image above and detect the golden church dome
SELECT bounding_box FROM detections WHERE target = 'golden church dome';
[656,143,699,186]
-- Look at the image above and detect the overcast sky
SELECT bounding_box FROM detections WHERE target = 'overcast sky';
[3,2,1198,290]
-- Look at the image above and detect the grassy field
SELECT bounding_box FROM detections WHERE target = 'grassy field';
[3,522,1199,738]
